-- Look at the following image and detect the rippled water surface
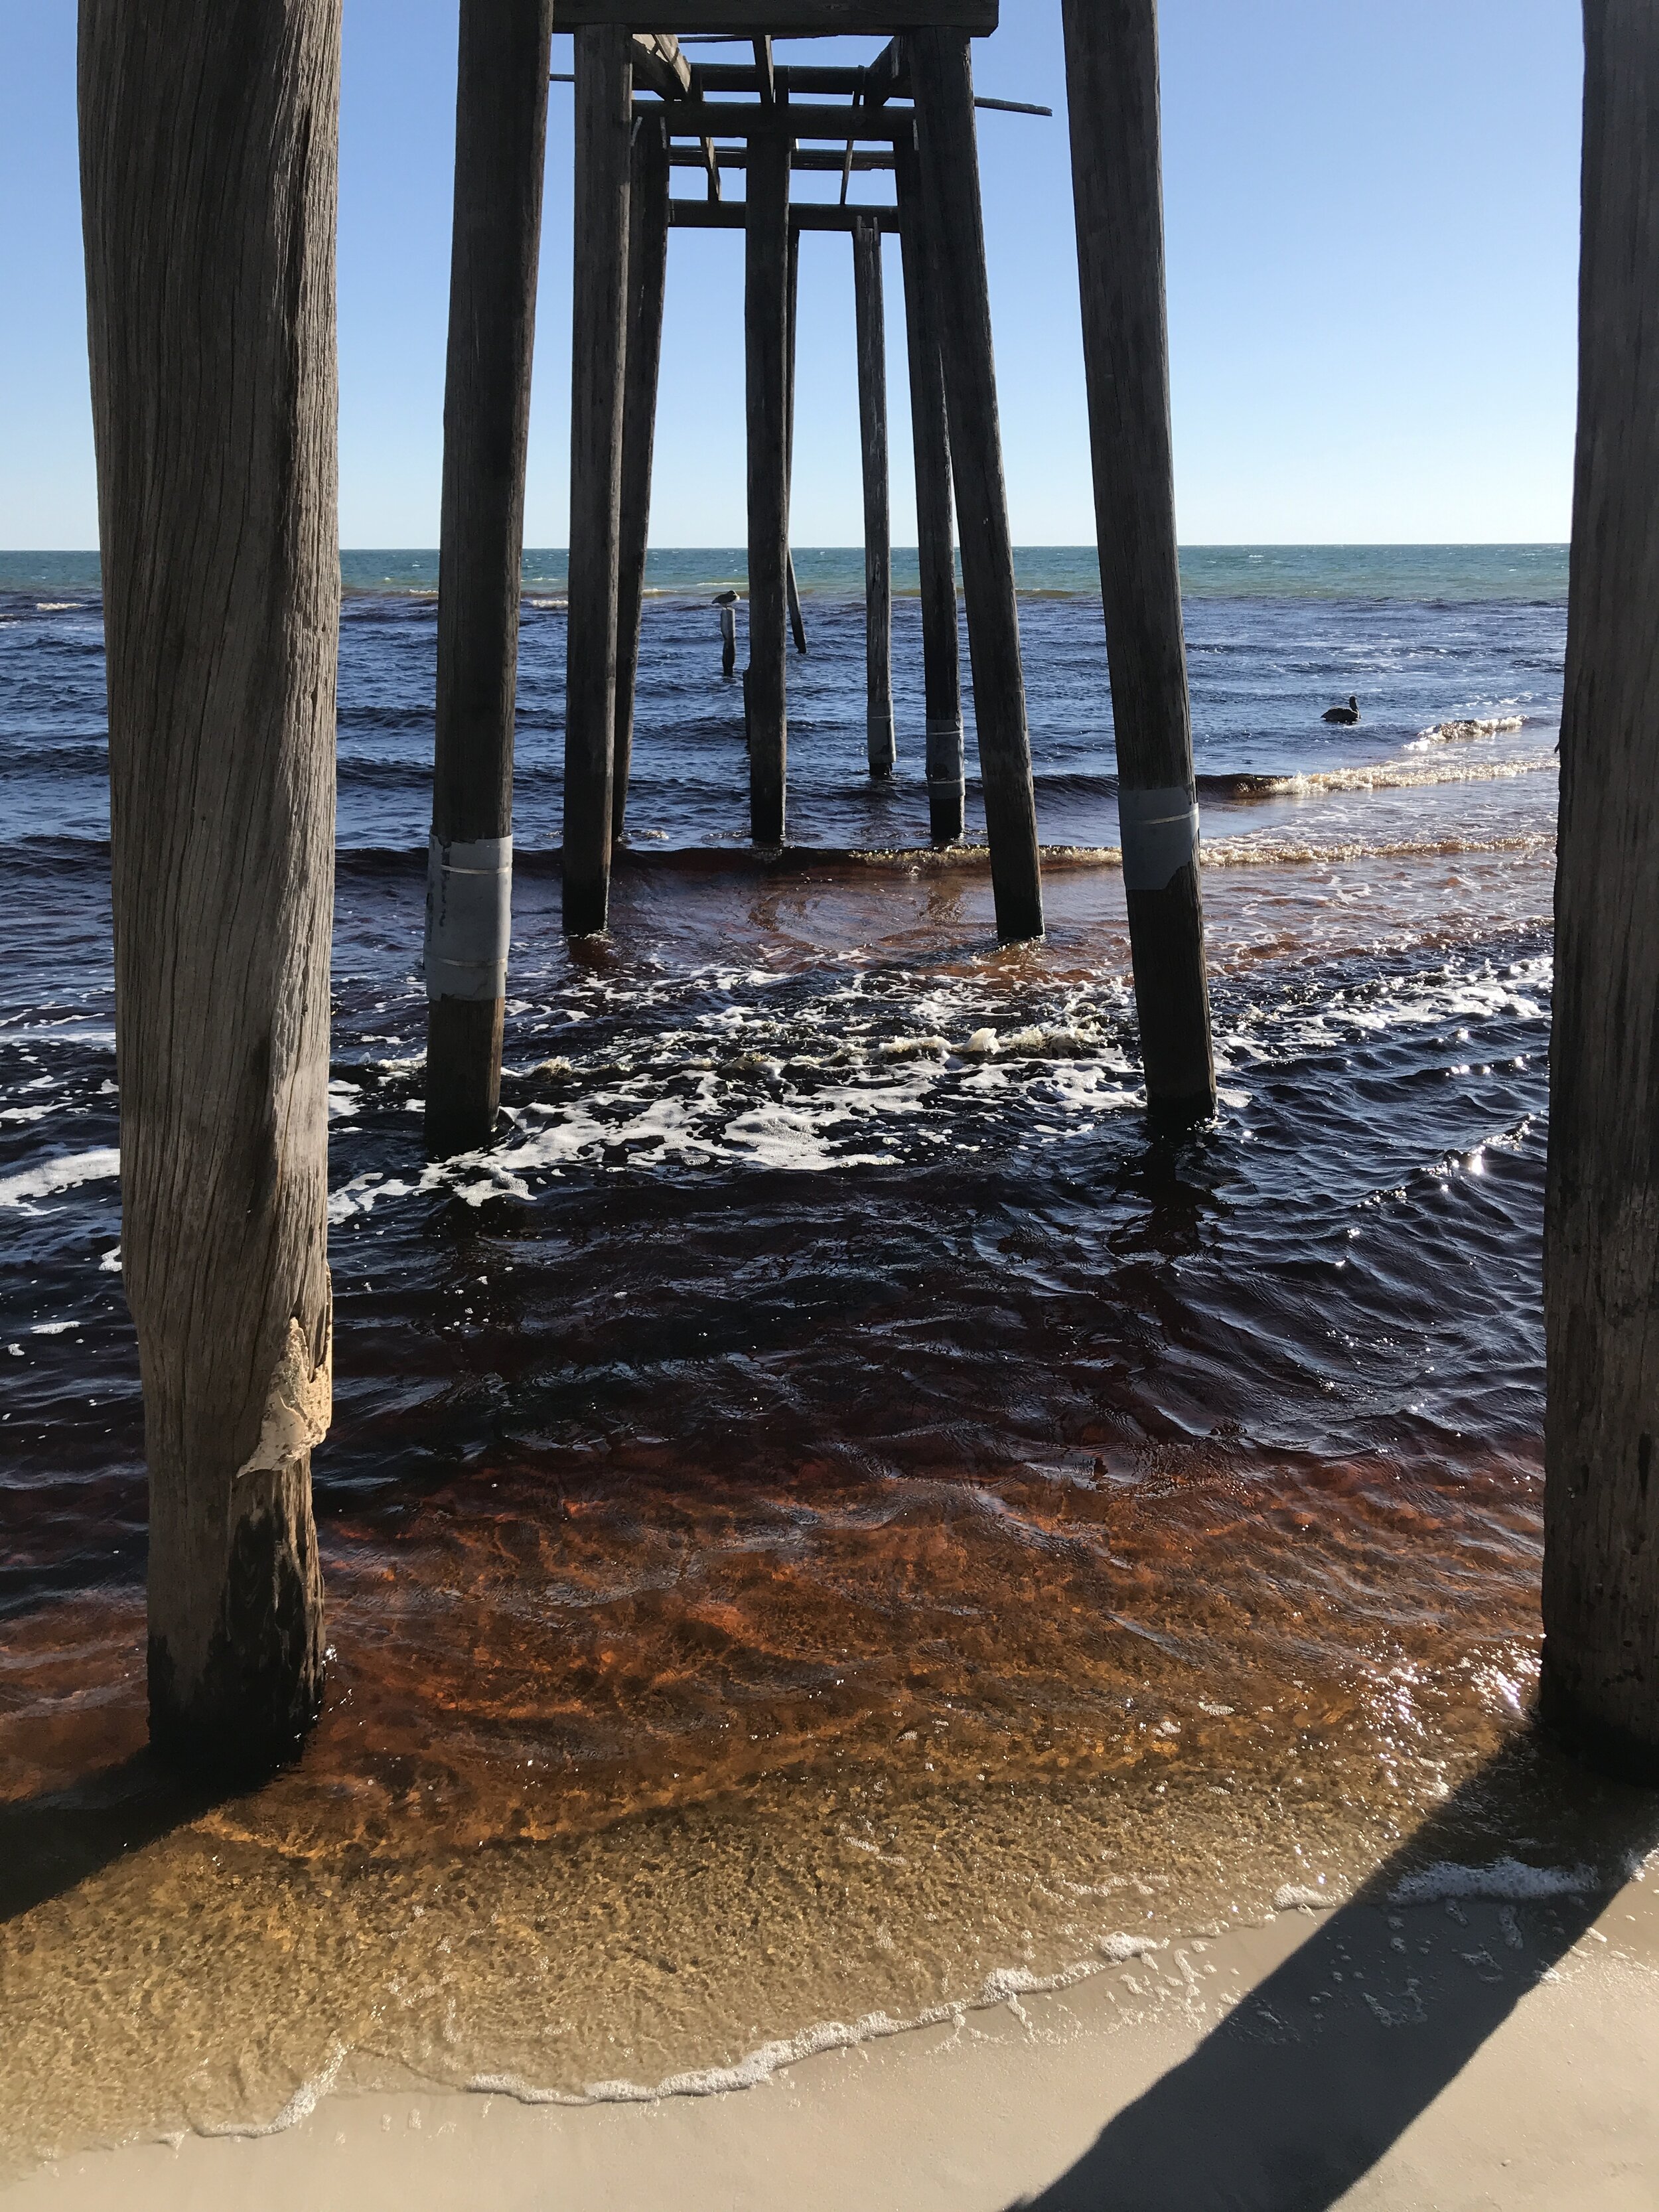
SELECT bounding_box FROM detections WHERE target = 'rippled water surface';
[0,548,1570,2163]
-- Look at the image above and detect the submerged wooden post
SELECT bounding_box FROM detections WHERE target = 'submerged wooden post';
[1062,0,1214,1124]
[895,138,964,844]
[786,228,808,655]
[908,31,1043,940]
[427,0,556,1153]
[564,28,632,934]
[745,129,792,846]
[614,113,670,848]
[80,0,340,1772]
[1541,0,1659,1783]
[853,212,895,775]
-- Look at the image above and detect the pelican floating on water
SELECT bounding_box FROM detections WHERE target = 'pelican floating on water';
[1322,694,1360,725]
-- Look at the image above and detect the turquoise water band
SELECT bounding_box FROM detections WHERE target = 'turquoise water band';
[425,834,512,1001]
[1118,784,1200,892]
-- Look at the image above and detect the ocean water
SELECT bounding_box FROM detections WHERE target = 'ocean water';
[0,546,1577,2162]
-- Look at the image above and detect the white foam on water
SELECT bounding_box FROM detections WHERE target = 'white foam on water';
[1273,1884,1337,1912]
[469,1945,1167,2112]
[1413,716,1526,746]
[0,1146,120,1210]
[1203,828,1555,871]
[1390,1858,1597,1906]
[194,2041,348,2138]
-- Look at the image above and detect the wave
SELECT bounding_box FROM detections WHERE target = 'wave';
[1205,753,1555,800]
[1414,716,1526,745]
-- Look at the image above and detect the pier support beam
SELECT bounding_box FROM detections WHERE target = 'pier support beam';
[1541,0,1659,1784]
[614,113,670,848]
[1063,0,1214,1124]
[908,29,1043,940]
[564,27,632,934]
[895,139,964,844]
[427,0,555,1152]
[80,0,340,1772]
[745,129,792,846]
[786,231,809,656]
[853,214,895,775]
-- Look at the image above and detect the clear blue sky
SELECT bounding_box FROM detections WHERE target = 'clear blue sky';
[0,2,1581,548]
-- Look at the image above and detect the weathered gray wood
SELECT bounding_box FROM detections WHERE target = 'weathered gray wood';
[563,2,997,27]
[614,113,671,846]
[908,28,1042,939]
[853,214,895,774]
[628,31,690,97]
[745,129,792,845]
[563,29,632,935]
[1541,0,1659,1785]
[895,138,963,843]
[1062,0,1214,1124]
[428,0,555,1156]
[670,200,901,232]
[80,0,340,1774]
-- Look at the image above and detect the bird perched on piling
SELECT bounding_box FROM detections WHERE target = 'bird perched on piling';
[1322,694,1360,725]
[711,590,739,680]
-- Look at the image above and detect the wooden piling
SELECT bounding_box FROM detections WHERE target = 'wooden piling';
[80,0,340,1773]
[614,113,670,848]
[907,30,1043,940]
[745,128,792,846]
[853,213,896,776]
[1062,0,1214,1124]
[895,139,964,844]
[564,27,632,935]
[427,0,556,1155]
[786,229,809,655]
[1540,0,1659,1783]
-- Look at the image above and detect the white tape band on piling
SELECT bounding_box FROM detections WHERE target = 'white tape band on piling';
[1118,785,1200,893]
[424,834,512,1002]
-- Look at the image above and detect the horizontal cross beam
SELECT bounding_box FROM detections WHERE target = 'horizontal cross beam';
[668,143,895,169]
[669,198,901,232]
[558,4,995,28]
[650,97,915,140]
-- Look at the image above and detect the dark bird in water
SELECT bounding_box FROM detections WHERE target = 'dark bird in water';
[1322,694,1360,725]
[711,589,739,607]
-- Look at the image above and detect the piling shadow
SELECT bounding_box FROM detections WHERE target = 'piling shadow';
[0,1751,227,1925]
[1012,1734,1659,2212]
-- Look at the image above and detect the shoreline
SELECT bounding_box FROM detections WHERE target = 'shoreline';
[8,1860,1656,2211]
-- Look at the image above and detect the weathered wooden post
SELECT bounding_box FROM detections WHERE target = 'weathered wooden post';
[80,0,340,1771]
[895,137,964,844]
[786,226,810,656]
[1541,0,1659,1783]
[613,111,670,848]
[853,212,896,775]
[564,28,632,934]
[907,31,1043,940]
[427,0,556,1154]
[746,127,792,846]
[1062,0,1214,1124]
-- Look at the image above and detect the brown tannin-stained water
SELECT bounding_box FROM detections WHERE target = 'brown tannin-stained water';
[0,548,1601,2167]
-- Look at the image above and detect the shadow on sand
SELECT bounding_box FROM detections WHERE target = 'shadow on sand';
[0,1751,228,1927]
[1013,1732,1659,2212]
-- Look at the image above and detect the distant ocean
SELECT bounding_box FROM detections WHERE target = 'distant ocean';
[0,540,1572,604]
[1,547,1566,2154]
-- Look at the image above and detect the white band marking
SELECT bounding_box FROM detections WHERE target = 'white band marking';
[1119,785,1200,892]
[425,834,512,1002]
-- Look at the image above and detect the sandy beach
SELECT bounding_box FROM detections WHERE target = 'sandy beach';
[7,1849,1655,2212]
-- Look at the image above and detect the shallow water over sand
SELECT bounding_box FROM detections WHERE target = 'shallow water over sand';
[0,553,1573,2162]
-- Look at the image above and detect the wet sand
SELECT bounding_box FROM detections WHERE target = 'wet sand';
[7,1849,1655,2212]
